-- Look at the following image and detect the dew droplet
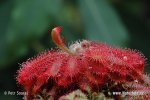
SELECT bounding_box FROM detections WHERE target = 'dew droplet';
[139,60,143,65]
[88,66,92,69]
[57,73,61,77]
[123,56,127,61]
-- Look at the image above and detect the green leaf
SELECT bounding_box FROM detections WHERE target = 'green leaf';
[0,0,62,68]
[0,1,14,68]
[79,0,129,46]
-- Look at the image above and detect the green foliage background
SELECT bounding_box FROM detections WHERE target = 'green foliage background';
[0,0,150,99]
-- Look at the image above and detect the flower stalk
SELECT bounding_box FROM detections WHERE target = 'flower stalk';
[51,26,73,55]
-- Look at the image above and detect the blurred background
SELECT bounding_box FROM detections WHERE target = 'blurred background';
[0,0,150,99]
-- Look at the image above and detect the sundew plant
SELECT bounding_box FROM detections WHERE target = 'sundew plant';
[16,27,150,100]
